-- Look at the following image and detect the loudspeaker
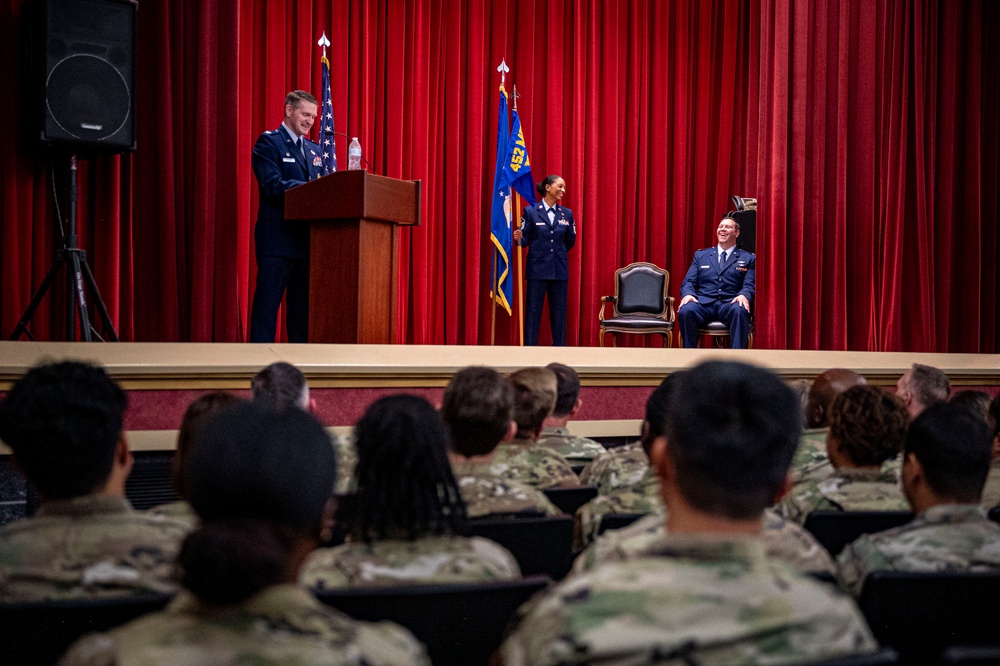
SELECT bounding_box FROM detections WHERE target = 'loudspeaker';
[731,209,756,255]
[27,0,137,153]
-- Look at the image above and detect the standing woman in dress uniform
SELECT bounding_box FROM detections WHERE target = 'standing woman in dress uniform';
[513,174,577,346]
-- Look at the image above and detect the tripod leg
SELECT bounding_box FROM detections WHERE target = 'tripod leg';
[8,255,67,341]
[79,254,119,342]
[69,249,94,342]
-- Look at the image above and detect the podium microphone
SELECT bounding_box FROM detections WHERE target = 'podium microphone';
[331,131,375,173]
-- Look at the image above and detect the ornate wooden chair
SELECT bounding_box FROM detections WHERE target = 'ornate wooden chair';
[598,262,675,347]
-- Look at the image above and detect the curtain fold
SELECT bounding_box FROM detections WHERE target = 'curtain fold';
[1,0,996,352]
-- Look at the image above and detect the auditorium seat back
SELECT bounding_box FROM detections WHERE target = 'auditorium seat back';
[467,515,574,579]
[316,575,551,666]
[803,510,913,556]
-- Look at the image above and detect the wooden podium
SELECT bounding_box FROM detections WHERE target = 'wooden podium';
[285,171,421,344]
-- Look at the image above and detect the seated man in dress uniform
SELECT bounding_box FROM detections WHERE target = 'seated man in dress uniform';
[500,361,876,665]
[677,216,755,348]
[0,361,188,601]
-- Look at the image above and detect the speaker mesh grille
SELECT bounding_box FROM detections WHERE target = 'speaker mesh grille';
[46,55,130,141]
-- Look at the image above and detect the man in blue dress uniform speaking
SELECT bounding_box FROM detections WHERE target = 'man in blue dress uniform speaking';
[677,216,756,348]
[249,90,325,343]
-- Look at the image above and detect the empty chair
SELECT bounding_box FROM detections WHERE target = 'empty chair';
[0,594,172,665]
[467,515,574,580]
[803,511,913,556]
[858,571,1000,664]
[598,262,675,347]
[316,575,551,666]
[543,486,598,515]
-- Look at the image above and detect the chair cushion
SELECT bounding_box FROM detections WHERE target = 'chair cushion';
[602,315,673,330]
[616,268,665,314]
[698,320,731,333]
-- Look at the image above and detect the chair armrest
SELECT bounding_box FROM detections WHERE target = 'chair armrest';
[665,296,676,323]
[599,296,616,323]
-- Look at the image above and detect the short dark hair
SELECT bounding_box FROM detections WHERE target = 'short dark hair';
[665,361,801,520]
[720,215,740,232]
[441,367,513,457]
[350,395,466,542]
[536,174,562,197]
[905,403,992,503]
[285,90,318,108]
[908,363,951,407]
[251,362,307,411]
[829,386,909,466]
[181,402,337,605]
[506,368,557,437]
[0,361,126,499]
[173,392,244,497]
[546,363,581,416]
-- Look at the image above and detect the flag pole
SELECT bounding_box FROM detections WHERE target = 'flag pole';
[512,85,525,346]
[490,250,498,345]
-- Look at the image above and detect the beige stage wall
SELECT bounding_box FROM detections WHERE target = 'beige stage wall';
[1,342,998,453]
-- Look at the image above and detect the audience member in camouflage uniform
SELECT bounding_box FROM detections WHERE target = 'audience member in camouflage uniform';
[61,401,427,665]
[780,385,910,523]
[501,361,876,665]
[573,509,837,576]
[148,391,244,527]
[574,374,682,547]
[250,360,357,493]
[490,367,579,489]
[0,361,189,602]
[790,369,868,484]
[301,395,520,589]
[440,367,559,518]
[838,403,1000,596]
[896,362,951,418]
[980,396,1000,509]
[578,440,648,494]
[535,363,606,463]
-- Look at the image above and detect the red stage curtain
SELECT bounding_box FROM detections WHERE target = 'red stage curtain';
[1,0,996,351]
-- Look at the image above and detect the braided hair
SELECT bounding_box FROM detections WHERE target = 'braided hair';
[349,395,467,542]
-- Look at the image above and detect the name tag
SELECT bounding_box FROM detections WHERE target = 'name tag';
[700,265,710,269]
[558,220,569,225]
[282,157,296,163]
[535,222,546,226]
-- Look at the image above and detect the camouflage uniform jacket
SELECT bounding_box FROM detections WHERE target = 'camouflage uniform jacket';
[146,500,197,531]
[837,504,1000,596]
[979,457,1000,510]
[333,433,358,495]
[573,510,837,576]
[502,534,876,665]
[779,466,908,524]
[299,535,521,590]
[58,583,429,665]
[536,426,606,462]
[578,441,648,495]
[790,428,833,484]
[451,460,560,518]
[490,439,580,489]
[0,495,188,602]
[575,467,663,549]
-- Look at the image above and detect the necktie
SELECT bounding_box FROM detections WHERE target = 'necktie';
[296,137,304,160]
[720,250,729,268]
[547,208,555,224]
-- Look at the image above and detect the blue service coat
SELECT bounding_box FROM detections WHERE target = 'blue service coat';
[251,127,324,258]
[518,202,577,280]
[680,246,756,304]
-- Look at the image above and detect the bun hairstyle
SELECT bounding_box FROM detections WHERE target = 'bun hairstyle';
[179,402,336,605]
[536,174,562,197]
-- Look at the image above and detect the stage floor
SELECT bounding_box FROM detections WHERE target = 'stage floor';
[1,342,998,452]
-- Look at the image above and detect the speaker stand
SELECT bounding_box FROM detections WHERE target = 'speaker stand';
[9,155,119,342]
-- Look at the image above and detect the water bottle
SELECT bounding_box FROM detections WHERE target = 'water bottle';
[348,137,362,170]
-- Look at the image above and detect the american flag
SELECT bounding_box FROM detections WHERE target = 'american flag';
[318,55,337,174]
